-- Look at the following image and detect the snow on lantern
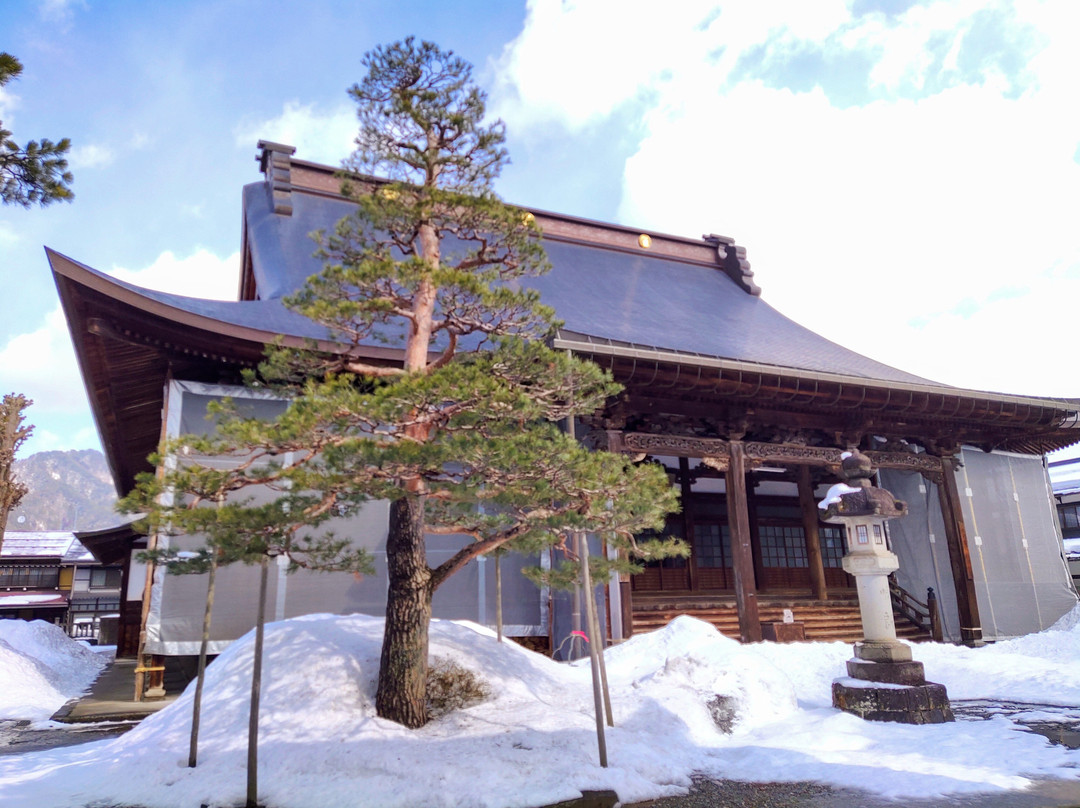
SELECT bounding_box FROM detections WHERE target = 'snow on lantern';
[819,449,954,724]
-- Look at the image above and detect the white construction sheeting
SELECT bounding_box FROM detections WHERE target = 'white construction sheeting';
[881,448,1077,642]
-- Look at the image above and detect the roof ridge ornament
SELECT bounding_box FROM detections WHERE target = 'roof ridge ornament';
[256,141,296,216]
[703,233,761,296]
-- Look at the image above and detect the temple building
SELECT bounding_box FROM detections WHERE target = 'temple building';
[51,143,1080,685]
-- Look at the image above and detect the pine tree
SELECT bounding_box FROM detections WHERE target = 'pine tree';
[0,393,33,547]
[131,39,680,729]
[0,53,73,207]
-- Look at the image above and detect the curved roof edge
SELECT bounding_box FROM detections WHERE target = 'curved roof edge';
[554,331,1080,416]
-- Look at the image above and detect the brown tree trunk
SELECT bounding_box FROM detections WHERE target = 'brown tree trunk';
[376,495,433,728]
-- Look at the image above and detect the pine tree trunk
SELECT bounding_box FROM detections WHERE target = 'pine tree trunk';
[376,495,432,728]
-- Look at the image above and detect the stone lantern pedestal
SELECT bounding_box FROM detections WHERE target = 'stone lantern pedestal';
[821,450,954,725]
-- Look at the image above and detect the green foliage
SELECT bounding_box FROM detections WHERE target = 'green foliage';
[0,53,73,207]
[119,448,374,580]
[345,37,506,193]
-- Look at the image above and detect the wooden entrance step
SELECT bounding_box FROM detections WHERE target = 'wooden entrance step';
[630,597,932,644]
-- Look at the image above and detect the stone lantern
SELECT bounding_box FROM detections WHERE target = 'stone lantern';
[819,449,954,724]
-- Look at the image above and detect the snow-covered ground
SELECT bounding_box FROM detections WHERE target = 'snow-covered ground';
[1,608,1079,808]
[0,620,108,722]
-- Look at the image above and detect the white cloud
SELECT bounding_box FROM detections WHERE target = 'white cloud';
[0,306,86,421]
[68,143,115,169]
[234,100,356,166]
[37,0,86,27]
[494,0,1080,398]
[109,248,241,301]
[0,222,20,247]
[0,85,19,127]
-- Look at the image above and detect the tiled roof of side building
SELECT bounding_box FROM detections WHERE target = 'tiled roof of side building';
[0,532,93,562]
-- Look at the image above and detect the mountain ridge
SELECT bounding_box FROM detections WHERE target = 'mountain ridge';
[5,449,119,532]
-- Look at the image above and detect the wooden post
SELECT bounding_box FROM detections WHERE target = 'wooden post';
[135,373,172,701]
[619,578,633,639]
[726,442,762,642]
[798,465,828,601]
[927,587,943,642]
[578,534,609,765]
[188,549,218,768]
[494,550,503,643]
[937,457,983,646]
[679,458,696,591]
[747,479,766,591]
[247,553,270,808]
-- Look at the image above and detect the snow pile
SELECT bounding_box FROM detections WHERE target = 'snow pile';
[1049,600,1080,632]
[0,614,1078,808]
[604,615,798,736]
[0,620,107,721]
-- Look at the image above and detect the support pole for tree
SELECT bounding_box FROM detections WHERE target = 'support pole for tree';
[578,533,607,767]
[570,532,584,660]
[582,534,614,727]
[247,553,270,808]
[189,549,218,768]
[495,549,503,643]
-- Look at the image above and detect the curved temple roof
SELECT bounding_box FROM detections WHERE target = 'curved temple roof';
[241,180,937,387]
[49,154,1080,494]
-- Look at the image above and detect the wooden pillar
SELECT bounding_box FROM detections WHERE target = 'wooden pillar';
[726,441,762,642]
[798,465,828,601]
[619,579,633,639]
[679,458,697,591]
[747,479,766,592]
[937,456,983,646]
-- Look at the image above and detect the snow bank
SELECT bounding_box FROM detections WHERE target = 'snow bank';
[0,614,1078,808]
[0,620,107,721]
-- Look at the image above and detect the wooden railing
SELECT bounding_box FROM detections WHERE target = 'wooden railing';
[889,577,943,642]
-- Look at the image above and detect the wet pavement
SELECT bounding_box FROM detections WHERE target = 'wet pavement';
[626,776,1080,808]
[626,700,1080,808]
[952,699,1080,750]
[0,718,134,756]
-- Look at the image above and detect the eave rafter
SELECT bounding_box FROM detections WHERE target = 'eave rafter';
[588,352,1079,455]
[595,430,946,477]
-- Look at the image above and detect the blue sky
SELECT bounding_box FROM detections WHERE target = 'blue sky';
[2,0,1079,459]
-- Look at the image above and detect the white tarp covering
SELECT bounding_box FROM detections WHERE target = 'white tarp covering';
[881,449,1077,643]
[956,448,1077,639]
